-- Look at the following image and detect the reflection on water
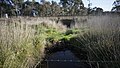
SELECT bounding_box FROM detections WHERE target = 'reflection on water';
[42,50,89,68]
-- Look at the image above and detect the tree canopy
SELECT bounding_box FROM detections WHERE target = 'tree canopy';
[111,0,120,12]
[0,0,109,17]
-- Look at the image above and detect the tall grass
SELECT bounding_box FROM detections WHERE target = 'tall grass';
[0,17,66,68]
[78,16,120,68]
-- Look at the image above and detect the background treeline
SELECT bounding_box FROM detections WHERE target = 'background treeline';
[0,0,120,17]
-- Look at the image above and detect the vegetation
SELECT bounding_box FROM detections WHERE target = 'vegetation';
[0,12,120,68]
[59,0,86,15]
[0,0,87,17]
[0,0,120,68]
[0,18,45,68]
[0,0,120,17]
[88,7,103,15]
[0,17,79,68]
[72,16,120,68]
[112,0,120,12]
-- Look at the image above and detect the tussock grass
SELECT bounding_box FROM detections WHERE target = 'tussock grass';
[0,18,67,68]
[78,16,120,68]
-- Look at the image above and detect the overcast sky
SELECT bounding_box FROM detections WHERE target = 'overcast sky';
[30,0,114,11]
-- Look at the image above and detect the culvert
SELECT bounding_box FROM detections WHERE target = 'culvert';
[60,19,75,28]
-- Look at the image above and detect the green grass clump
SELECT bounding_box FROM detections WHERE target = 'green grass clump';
[46,28,80,44]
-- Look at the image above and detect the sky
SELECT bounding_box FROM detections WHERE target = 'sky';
[34,0,114,11]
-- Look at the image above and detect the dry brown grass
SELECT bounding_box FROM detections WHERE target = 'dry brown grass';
[78,15,120,68]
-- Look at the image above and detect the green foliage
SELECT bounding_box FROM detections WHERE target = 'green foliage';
[37,23,79,44]
[0,0,87,17]
[112,0,120,12]
[59,0,85,15]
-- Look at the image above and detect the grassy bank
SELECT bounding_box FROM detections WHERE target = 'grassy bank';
[0,18,46,68]
[0,17,79,68]
[71,16,120,68]
[1,16,119,68]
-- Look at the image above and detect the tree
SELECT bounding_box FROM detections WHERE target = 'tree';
[59,0,68,8]
[71,0,85,15]
[51,1,61,16]
[12,0,24,4]
[89,7,103,15]
[39,1,51,16]
[44,1,51,16]
[22,0,33,16]
[59,0,85,15]
[0,0,15,16]
[59,0,69,15]
[41,0,46,4]
[111,0,120,12]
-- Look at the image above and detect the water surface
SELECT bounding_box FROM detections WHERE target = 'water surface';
[43,50,89,68]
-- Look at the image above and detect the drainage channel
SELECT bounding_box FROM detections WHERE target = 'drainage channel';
[40,50,90,68]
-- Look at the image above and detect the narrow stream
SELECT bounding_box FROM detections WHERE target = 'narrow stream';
[42,50,89,68]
